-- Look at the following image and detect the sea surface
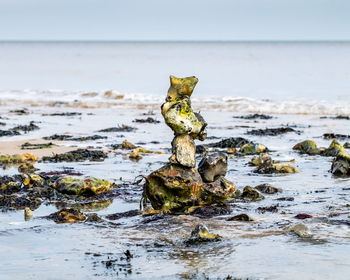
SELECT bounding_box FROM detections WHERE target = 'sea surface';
[0,41,350,114]
[0,42,350,280]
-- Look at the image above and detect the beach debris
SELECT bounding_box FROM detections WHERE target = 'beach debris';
[206,137,251,149]
[198,153,227,182]
[233,114,273,120]
[295,213,313,219]
[241,186,265,201]
[24,207,34,221]
[144,76,236,213]
[185,224,221,245]
[42,149,107,162]
[254,183,282,194]
[133,117,160,123]
[12,121,39,133]
[21,142,56,150]
[323,133,350,140]
[227,213,253,221]
[51,177,114,196]
[42,112,82,116]
[48,208,86,223]
[98,124,137,133]
[43,134,107,141]
[247,127,299,136]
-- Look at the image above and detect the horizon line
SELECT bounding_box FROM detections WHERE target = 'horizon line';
[1,39,350,44]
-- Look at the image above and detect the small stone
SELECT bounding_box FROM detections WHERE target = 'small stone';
[198,152,228,182]
[295,213,313,219]
[254,183,282,194]
[227,213,253,221]
[24,207,33,221]
[241,186,265,201]
[170,134,196,168]
[287,224,311,238]
[185,224,221,245]
[239,143,267,155]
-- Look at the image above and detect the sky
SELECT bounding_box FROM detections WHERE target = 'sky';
[0,0,349,41]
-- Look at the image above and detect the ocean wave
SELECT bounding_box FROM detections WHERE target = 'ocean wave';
[0,89,349,115]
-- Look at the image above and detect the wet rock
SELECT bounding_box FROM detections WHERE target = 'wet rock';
[190,204,231,218]
[129,147,160,161]
[331,150,350,176]
[254,183,282,194]
[48,208,86,223]
[24,207,33,221]
[293,140,321,155]
[43,134,74,140]
[251,153,298,174]
[207,137,251,148]
[21,142,56,150]
[198,152,228,182]
[233,114,273,120]
[42,149,107,162]
[0,194,42,210]
[227,213,253,221]
[170,134,196,167]
[98,125,137,133]
[0,175,23,193]
[321,140,345,157]
[344,142,350,149]
[321,115,350,120]
[287,224,311,238]
[276,197,294,201]
[144,164,203,212]
[85,213,104,223]
[239,143,267,155]
[0,153,37,166]
[295,213,313,219]
[106,209,139,220]
[133,117,160,124]
[112,140,137,150]
[12,121,39,133]
[185,224,221,245]
[201,177,236,204]
[51,177,114,196]
[323,133,350,140]
[241,186,265,201]
[195,145,207,154]
[247,127,299,136]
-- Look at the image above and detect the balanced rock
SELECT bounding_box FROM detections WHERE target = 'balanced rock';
[198,152,228,182]
[170,134,196,167]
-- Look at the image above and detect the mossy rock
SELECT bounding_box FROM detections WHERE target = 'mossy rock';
[293,140,320,155]
[331,150,350,176]
[241,186,265,201]
[321,140,345,157]
[52,177,114,196]
[240,143,267,155]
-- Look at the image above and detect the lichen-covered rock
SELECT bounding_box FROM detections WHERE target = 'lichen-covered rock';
[48,208,86,223]
[185,224,221,245]
[239,143,267,155]
[273,164,299,174]
[170,134,196,167]
[293,140,320,155]
[51,177,114,196]
[198,152,228,182]
[0,153,37,165]
[331,150,350,176]
[241,186,265,201]
[321,140,345,157]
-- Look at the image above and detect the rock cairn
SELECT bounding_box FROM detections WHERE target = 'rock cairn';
[144,76,236,213]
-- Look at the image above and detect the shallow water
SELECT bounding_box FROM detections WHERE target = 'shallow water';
[0,105,350,279]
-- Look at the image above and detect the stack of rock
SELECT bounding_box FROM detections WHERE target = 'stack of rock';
[144,76,236,213]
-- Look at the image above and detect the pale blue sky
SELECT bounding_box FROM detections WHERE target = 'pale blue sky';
[0,0,349,41]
